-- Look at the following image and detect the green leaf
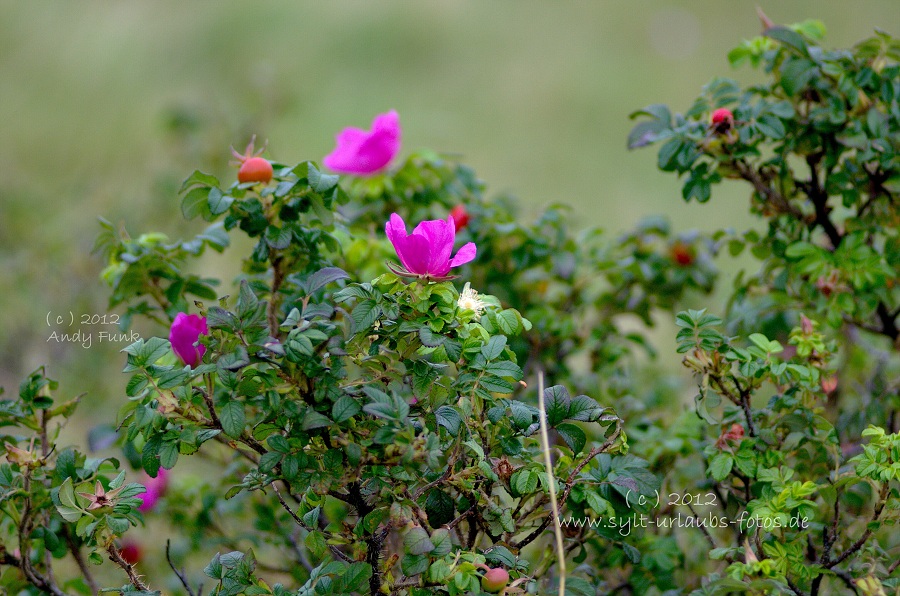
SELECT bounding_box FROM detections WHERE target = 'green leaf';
[332,396,361,423]
[219,401,246,438]
[480,335,507,360]
[568,395,605,422]
[496,310,519,335]
[484,545,516,567]
[180,170,219,194]
[207,188,233,215]
[424,489,455,528]
[585,490,609,515]
[556,422,587,454]
[301,410,332,431]
[785,241,819,259]
[159,440,179,469]
[258,451,281,474]
[429,529,452,557]
[543,385,570,426]
[342,562,372,592]
[139,436,161,477]
[756,114,786,139]
[264,225,292,249]
[404,526,435,555]
[267,435,290,454]
[181,186,212,220]
[766,26,809,55]
[401,554,429,577]
[708,453,734,482]
[305,531,327,558]
[307,163,340,193]
[304,267,349,295]
[435,405,462,436]
[513,469,539,495]
[351,300,380,334]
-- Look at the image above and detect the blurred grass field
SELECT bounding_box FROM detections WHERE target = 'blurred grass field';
[1,1,897,416]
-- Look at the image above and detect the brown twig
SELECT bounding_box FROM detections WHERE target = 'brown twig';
[511,424,622,549]
[825,483,889,568]
[411,446,458,501]
[271,483,353,564]
[889,557,900,575]
[267,254,285,338]
[64,526,99,596]
[686,502,719,550]
[166,540,200,596]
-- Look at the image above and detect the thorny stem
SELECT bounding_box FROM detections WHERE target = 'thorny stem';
[329,482,398,594]
[108,544,151,592]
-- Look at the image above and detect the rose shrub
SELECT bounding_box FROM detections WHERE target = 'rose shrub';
[1,19,897,596]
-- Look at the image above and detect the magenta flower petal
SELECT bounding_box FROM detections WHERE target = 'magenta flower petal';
[385,213,477,278]
[169,313,208,367]
[323,110,401,176]
[137,468,169,513]
[448,242,477,269]
[401,233,433,275]
[386,213,416,272]
[413,218,455,275]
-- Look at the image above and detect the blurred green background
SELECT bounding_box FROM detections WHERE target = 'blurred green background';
[1,1,897,415]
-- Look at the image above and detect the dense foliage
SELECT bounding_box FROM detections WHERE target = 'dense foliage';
[1,20,898,596]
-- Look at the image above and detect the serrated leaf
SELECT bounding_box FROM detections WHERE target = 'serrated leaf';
[404,526,435,555]
[332,396,361,423]
[180,170,219,193]
[708,452,734,482]
[342,562,372,592]
[207,188,233,215]
[544,385,570,426]
[435,405,462,436]
[480,335,507,360]
[304,267,349,295]
[181,186,211,220]
[513,469,538,495]
[307,163,339,193]
[484,545,516,567]
[219,401,246,438]
[556,422,587,455]
[302,410,332,431]
[264,225,292,249]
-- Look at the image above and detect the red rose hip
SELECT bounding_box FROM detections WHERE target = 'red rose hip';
[481,567,509,593]
[231,135,273,185]
[671,242,695,266]
[711,108,734,125]
[238,156,273,184]
[450,205,470,230]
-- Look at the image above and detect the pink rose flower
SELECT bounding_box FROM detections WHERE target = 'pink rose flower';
[323,110,401,176]
[137,468,169,513]
[385,213,476,280]
[169,313,208,367]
